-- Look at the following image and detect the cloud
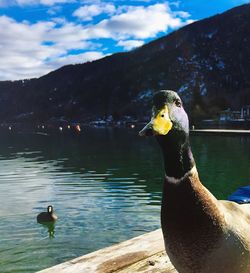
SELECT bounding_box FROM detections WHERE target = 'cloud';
[47,5,63,15]
[174,10,191,18]
[47,51,105,67]
[85,3,191,40]
[0,16,103,80]
[39,0,74,5]
[0,2,193,80]
[73,3,116,21]
[0,0,75,7]
[117,39,144,50]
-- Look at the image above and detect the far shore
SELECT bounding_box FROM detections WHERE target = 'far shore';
[1,121,250,136]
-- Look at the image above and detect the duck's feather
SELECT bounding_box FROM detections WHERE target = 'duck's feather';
[203,200,250,273]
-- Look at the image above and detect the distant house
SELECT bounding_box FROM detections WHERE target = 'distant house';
[241,106,250,119]
[219,109,241,121]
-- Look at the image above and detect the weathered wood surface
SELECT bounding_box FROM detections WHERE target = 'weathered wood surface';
[38,229,177,273]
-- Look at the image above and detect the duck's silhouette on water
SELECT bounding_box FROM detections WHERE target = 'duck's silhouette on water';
[37,205,58,224]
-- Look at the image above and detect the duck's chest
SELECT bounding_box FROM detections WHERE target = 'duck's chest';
[161,181,250,273]
[161,201,224,272]
[160,179,225,272]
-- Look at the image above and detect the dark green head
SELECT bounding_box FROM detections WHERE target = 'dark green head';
[139,90,194,178]
[139,90,189,138]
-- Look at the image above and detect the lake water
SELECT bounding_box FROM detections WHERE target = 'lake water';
[0,128,250,272]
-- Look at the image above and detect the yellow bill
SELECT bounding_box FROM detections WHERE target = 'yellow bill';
[152,105,172,135]
[139,105,173,136]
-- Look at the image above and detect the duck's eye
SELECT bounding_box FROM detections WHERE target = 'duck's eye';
[175,99,182,108]
[161,114,165,118]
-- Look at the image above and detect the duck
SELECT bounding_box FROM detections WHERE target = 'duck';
[139,90,250,273]
[37,205,58,223]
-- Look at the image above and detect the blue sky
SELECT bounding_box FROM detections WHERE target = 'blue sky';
[0,0,249,81]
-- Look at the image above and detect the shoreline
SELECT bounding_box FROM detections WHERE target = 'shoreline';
[190,129,250,136]
[1,126,250,136]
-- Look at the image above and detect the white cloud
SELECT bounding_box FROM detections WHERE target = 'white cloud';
[174,10,191,18]
[186,19,196,24]
[0,0,75,6]
[73,3,116,21]
[85,3,191,40]
[169,1,181,8]
[47,5,63,15]
[117,39,144,50]
[48,51,105,67]
[0,2,193,80]
[39,0,74,5]
[0,16,103,80]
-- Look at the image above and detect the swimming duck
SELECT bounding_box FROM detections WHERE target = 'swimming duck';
[139,90,250,273]
[37,205,58,223]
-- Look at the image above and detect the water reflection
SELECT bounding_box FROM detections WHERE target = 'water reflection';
[40,222,56,239]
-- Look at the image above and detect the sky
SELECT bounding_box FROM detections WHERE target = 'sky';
[0,0,249,81]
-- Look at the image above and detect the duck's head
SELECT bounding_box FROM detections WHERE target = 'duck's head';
[47,205,53,214]
[139,90,193,179]
[139,90,189,140]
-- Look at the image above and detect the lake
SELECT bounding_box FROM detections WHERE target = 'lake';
[0,128,250,272]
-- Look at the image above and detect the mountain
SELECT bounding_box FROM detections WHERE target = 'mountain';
[0,4,250,124]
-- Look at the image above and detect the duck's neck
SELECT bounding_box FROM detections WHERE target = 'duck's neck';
[158,135,226,271]
[157,134,195,179]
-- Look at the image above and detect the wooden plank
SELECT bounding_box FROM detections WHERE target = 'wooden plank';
[37,229,177,273]
[116,251,177,273]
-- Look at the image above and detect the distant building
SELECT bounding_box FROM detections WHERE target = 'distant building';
[219,109,241,121]
[241,106,250,119]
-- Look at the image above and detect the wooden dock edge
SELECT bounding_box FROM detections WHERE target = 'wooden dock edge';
[190,129,250,135]
[37,229,177,273]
